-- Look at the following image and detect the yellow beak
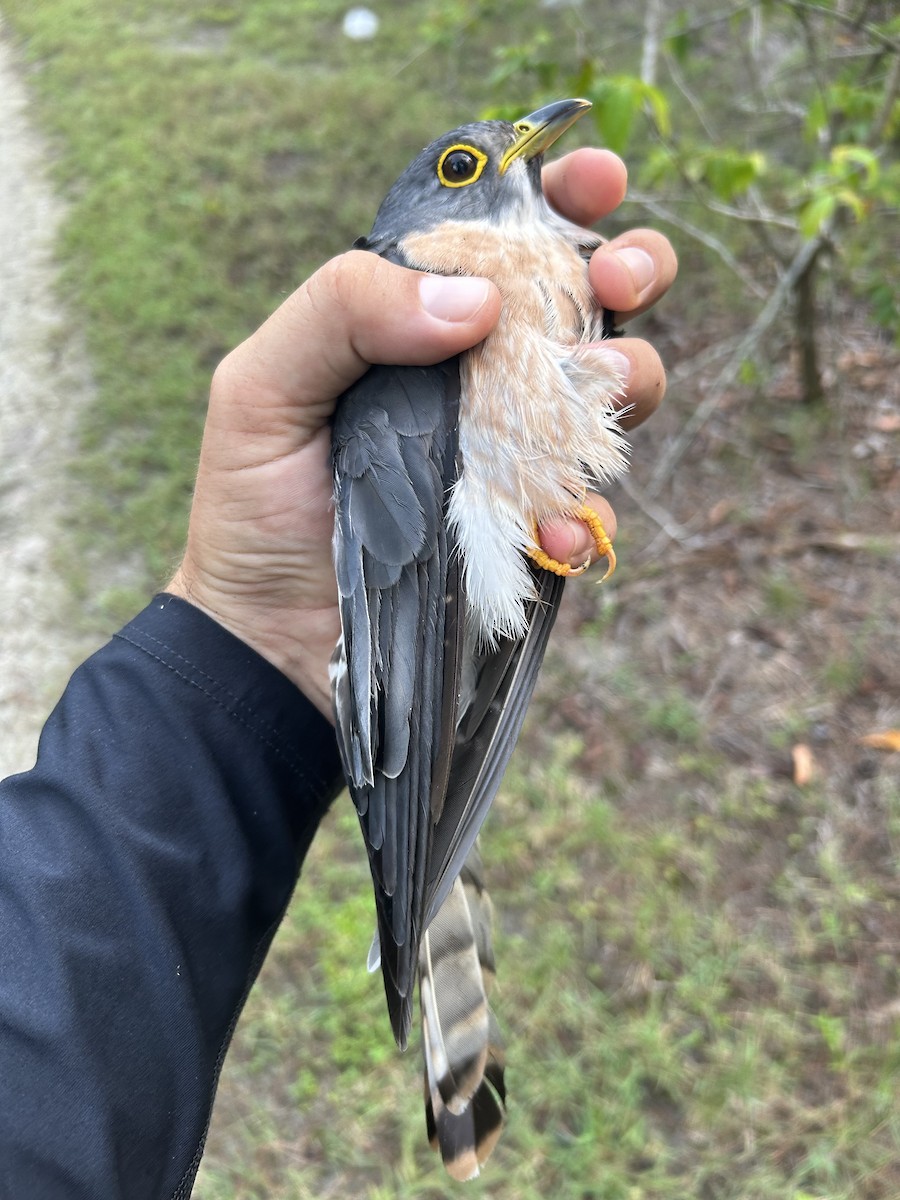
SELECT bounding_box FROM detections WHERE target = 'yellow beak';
[498,98,592,174]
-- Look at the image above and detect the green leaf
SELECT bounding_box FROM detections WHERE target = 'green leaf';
[664,10,692,63]
[586,75,670,154]
[489,32,556,90]
[831,144,880,188]
[698,149,765,201]
[833,186,867,221]
[738,358,761,387]
[480,103,524,122]
[571,57,594,97]
[805,93,828,140]
[798,192,836,238]
[589,80,636,155]
[665,28,691,64]
[639,145,678,189]
[642,81,671,138]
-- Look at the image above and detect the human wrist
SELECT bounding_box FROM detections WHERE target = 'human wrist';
[165,568,335,720]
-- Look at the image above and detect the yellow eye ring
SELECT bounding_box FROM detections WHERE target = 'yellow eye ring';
[437,144,488,188]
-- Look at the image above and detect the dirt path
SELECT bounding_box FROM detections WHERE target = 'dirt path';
[0,26,104,778]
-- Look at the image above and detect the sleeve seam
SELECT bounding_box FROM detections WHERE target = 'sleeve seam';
[114,629,316,785]
[123,627,263,717]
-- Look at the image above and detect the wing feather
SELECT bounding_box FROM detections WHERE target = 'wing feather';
[333,343,461,1048]
[425,568,565,928]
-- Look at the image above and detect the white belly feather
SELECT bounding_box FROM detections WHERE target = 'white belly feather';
[401,215,628,642]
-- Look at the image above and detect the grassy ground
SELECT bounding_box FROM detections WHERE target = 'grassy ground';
[2,0,510,612]
[4,2,899,1197]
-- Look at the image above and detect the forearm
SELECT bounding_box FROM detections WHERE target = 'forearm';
[0,595,342,1199]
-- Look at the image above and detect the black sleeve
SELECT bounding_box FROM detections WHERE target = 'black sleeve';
[0,594,344,1200]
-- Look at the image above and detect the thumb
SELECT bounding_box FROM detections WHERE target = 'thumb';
[209,250,501,446]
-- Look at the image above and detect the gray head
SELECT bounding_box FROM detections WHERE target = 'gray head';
[366,99,591,246]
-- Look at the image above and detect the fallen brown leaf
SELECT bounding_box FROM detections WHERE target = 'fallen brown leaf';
[792,743,816,786]
[857,730,900,752]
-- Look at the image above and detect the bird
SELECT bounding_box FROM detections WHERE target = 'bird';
[329,98,628,1178]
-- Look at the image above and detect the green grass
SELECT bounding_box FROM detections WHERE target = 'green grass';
[2,0,515,595]
[5,1,900,1196]
[194,729,900,1198]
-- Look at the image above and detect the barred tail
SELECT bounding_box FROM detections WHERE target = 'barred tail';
[419,847,506,1180]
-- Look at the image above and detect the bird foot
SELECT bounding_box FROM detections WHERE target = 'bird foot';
[529,504,616,582]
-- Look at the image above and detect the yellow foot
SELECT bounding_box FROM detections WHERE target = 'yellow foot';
[528,504,617,583]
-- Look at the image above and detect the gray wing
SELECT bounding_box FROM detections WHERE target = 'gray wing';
[332,246,567,1049]
[333,361,565,1047]
[425,566,564,929]
[332,354,460,1049]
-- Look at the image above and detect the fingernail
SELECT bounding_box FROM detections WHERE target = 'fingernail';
[419,274,492,322]
[615,247,655,296]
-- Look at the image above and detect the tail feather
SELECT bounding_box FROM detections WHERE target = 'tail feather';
[419,848,506,1180]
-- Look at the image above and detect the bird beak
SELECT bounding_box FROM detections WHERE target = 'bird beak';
[498,98,592,174]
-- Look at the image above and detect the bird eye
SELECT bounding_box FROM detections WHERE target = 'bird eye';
[443,151,477,180]
[437,144,488,188]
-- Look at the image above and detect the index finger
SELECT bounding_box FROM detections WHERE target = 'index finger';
[542,148,628,226]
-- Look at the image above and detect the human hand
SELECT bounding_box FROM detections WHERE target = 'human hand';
[166,147,677,716]
[536,148,676,563]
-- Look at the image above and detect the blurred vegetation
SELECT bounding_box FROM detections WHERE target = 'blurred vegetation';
[4,0,895,610]
[490,0,900,420]
[3,0,898,1197]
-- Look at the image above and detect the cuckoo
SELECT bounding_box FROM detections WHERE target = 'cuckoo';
[330,99,628,1178]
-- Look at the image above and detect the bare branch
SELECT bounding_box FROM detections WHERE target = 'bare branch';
[691,196,799,234]
[779,0,900,54]
[640,0,664,87]
[645,231,831,498]
[661,45,719,143]
[624,192,770,298]
[617,476,695,547]
[666,334,750,384]
[871,49,900,145]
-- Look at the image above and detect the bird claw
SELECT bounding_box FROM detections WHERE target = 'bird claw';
[528,504,617,582]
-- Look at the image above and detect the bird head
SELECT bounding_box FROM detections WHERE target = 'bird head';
[367,98,591,245]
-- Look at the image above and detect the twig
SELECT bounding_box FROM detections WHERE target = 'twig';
[645,231,830,498]
[666,333,748,385]
[662,44,719,143]
[616,528,900,592]
[625,193,769,298]
[780,0,900,55]
[617,475,694,546]
[871,50,900,146]
[640,0,663,87]
[776,531,900,556]
[697,197,799,234]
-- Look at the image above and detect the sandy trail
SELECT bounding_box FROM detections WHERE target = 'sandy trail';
[0,26,105,778]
